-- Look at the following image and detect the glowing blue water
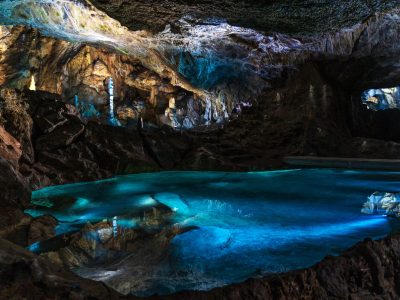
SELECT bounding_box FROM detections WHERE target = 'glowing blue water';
[27,169,400,295]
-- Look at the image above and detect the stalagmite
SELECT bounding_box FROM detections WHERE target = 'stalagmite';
[29,75,36,91]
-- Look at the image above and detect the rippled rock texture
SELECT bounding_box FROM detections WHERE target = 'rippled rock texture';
[90,0,398,34]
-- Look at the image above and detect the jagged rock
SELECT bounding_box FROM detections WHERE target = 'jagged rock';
[35,117,85,151]
[0,125,22,166]
[28,215,58,245]
[2,1,400,299]
[0,157,30,230]
[97,226,113,244]
[0,89,34,163]
[0,237,125,300]
[141,129,191,169]
[33,99,81,134]
[0,214,57,247]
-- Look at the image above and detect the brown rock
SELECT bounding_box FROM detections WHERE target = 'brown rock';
[0,125,22,165]
[0,157,30,230]
[35,117,85,151]
[28,215,58,245]
[0,237,125,300]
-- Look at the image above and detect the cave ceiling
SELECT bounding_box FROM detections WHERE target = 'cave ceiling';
[89,0,398,34]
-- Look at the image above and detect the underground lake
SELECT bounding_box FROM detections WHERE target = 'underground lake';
[25,168,400,296]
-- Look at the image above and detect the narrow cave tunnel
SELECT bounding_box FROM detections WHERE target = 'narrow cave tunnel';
[2,1,400,300]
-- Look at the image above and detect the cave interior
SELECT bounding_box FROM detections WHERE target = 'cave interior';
[1,1,400,299]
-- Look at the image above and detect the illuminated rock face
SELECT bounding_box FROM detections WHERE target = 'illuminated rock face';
[0,26,238,129]
[6,0,394,128]
[362,192,400,217]
[361,87,400,110]
[0,0,268,105]
[1,1,400,131]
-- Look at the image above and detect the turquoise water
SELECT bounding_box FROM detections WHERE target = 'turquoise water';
[26,169,400,295]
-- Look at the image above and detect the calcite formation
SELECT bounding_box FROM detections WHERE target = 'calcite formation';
[362,192,400,217]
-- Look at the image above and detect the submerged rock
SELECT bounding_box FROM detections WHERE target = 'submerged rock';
[153,193,190,215]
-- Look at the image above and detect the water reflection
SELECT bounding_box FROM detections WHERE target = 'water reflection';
[26,169,400,296]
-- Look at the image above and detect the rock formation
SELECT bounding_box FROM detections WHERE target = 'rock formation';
[1,0,400,299]
[362,192,400,218]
